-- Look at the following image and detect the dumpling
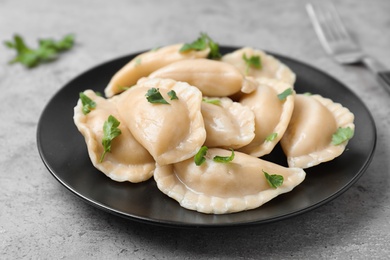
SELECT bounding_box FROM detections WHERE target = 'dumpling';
[280,94,355,168]
[73,90,155,182]
[115,78,206,166]
[149,59,258,96]
[154,148,306,214]
[201,97,255,149]
[238,78,295,157]
[221,47,296,85]
[104,44,210,97]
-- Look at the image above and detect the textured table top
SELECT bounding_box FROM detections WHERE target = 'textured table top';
[1,0,389,259]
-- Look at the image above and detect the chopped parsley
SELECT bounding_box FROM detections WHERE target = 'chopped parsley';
[242,53,261,74]
[194,146,208,166]
[167,90,178,100]
[79,92,96,115]
[145,88,169,104]
[213,149,235,163]
[100,115,122,162]
[134,58,141,67]
[332,127,354,145]
[4,34,75,68]
[263,170,284,188]
[180,33,221,59]
[202,98,221,106]
[265,132,278,142]
[277,88,293,101]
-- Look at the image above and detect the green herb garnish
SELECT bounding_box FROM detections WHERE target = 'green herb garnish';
[213,149,235,163]
[79,92,96,115]
[263,170,284,188]
[202,98,221,106]
[100,115,122,162]
[242,53,261,74]
[180,33,221,59]
[194,146,209,166]
[331,127,354,145]
[277,88,293,101]
[4,34,75,68]
[134,58,141,67]
[167,90,178,100]
[265,132,278,142]
[145,88,169,104]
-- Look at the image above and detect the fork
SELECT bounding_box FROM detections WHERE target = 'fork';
[306,3,390,93]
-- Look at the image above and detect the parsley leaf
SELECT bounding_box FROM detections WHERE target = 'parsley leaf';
[263,170,284,188]
[242,53,261,74]
[79,92,96,115]
[167,90,179,100]
[145,88,169,104]
[180,33,221,59]
[213,149,235,163]
[194,146,209,166]
[202,98,221,106]
[265,132,278,142]
[332,127,354,145]
[4,34,75,68]
[134,58,141,67]
[277,88,293,101]
[100,115,122,162]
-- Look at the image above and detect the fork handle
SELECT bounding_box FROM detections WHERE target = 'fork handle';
[362,57,390,94]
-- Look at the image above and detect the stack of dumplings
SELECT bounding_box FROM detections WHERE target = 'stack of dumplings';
[74,36,355,214]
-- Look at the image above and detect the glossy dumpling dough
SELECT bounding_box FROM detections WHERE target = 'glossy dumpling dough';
[104,44,210,97]
[201,97,255,149]
[280,94,355,168]
[238,78,295,157]
[115,78,206,166]
[221,47,296,85]
[149,59,258,96]
[73,90,155,182]
[154,148,306,214]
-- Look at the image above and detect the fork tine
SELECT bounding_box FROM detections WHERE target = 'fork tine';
[326,3,351,41]
[306,3,355,53]
[306,3,333,54]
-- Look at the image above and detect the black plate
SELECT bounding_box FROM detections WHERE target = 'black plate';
[37,46,376,228]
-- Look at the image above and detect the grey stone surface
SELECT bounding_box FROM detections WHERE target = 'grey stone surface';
[1,0,389,259]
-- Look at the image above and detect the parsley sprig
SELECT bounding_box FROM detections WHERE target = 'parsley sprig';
[263,170,284,188]
[145,88,179,104]
[194,146,235,166]
[146,88,169,104]
[194,146,209,166]
[265,132,278,142]
[4,34,75,68]
[213,149,235,163]
[202,98,221,106]
[332,127,354,145]
[180,33,221,59]
[242,53,261,74]
[100,115,122,162]
[79,92,96,115]
[277,88,293,101]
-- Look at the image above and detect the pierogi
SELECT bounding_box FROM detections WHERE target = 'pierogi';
[104,44,210,97]
[280,94,355,168]
[201,97,255,149]
[73,90,155,182]
[115,78,206,166]
[149,59,258,96]
[222,47,296,85]
[238,77,295,157]
[154,148,306,214]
